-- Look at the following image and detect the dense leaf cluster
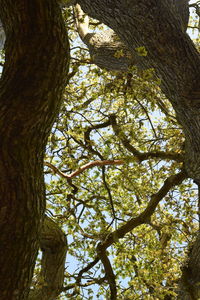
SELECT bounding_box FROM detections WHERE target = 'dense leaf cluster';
[39,4,200,299]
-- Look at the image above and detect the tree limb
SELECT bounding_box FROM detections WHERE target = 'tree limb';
[97,170,186,251]
[45,159,124,179]
[96,246,117,300]
[29,216,68,300]
[77,0,200,181]
[109,114,183,163]
[75,1,189,72]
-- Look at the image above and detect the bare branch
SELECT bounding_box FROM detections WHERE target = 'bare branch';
[45,160,124,179]
[97,246,117,300]
[102,166,116,219]
[76,257,100,285]
[75,4,89,40]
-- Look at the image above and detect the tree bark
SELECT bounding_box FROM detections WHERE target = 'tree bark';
[77,0,200,298]
[177,234,200,300]
[0,1,69,299]
[0,0,199,299]
[28,216,68,300]
[76,0,189,72]
[77,0,200,181]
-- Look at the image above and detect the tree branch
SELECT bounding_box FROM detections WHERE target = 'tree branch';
[74,2,189,72]
[76,257,100,285]
[97,170,186,251]
[29,216,68,300]
[96,246,117,300]
[76,170,186,298]
[45,159,124,179]
[77,0,200,180]
[109,114,183,162]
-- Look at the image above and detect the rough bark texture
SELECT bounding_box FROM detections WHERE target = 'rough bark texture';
[28,216,67,300]
[0,0,199,299]
[76,1,189,72]
[0,0,69,299]
[178,233,200,299]
[84,30,134,71]
[75,4,133,71]
[77,0,200,181]
[76,0,200,298]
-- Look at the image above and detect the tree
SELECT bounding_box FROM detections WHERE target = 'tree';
[0,1,69,299]
[0,0,200,299]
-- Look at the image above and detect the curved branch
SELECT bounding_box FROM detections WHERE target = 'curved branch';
[76,257,100,285]
[97,170,186,251]
[29,216,68,300]
[75,2,189,71]
[45,159,124,179]
[77,0,200,181]
[109,114,183,163]
[86,170,186,298]
[75,4,134,71]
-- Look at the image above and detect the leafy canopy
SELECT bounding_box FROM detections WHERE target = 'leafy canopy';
[1,2,199,299]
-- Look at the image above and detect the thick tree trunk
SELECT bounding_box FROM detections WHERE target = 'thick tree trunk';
[0,0,198,298]
[178,233,200,299]
[77,0,200,298]
[76,0,189,72]
[78,0,200,180]
[0,1,69,299]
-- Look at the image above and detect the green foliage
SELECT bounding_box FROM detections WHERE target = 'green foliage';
[42,3,200,299]
[135,46,148,57]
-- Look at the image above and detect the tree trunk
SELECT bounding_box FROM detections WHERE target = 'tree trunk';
[78,0,200,180]
[76,0,189,72]
[177,232,200,299]
[28,216,68,300]
[0,1,69,299]
[77,0,200,298]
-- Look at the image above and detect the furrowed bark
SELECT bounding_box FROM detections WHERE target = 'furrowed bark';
[75,1,189,71]
[28,216,68,300]
[0,0,69,299]
[177,237,200,299]
[76,0,200,298]
[77,0,200,181]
